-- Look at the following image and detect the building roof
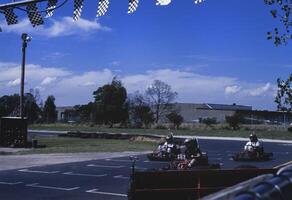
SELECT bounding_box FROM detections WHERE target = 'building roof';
[204,103,252,111]
[178,103,253,111]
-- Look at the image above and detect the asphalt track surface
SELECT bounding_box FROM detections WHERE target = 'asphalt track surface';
[0,139,291,200]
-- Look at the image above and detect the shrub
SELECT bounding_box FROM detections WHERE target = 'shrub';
[201,117,217,126]
[154,124,167,129]
[166,112,184,129]
[288,126,292,132]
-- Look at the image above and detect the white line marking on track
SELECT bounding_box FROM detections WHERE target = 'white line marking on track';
[87,164,124,168]
[0,181,23,185]
[113,175,129,179]
[132,167,147,170]
[143,160,167,164]
[105,158,132,162]
[18,169,59,174]
[63,172,107,177]
[86,188,127,197]
[26,183,80,191]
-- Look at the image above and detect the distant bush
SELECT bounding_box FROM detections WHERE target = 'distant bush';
[288,126,292,132]
[226,113,243,130]
[166,112,184,129]
[154,124,167,129]
[201,118,217,126]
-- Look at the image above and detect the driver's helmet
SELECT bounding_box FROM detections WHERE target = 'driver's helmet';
[166,133,174,143]
[184,138,198,149]
[249,133,258,142]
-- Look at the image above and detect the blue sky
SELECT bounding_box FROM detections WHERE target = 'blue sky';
[0,0,291,110]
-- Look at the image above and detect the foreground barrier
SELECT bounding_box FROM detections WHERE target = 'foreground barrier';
[234,164,292,200]
[128,168,276,200]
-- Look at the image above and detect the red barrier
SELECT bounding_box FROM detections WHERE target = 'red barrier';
[128,168,277,200]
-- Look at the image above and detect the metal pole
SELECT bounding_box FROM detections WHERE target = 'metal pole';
[20,33,29,119]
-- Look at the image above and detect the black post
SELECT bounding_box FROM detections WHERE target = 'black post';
[20,33,30,119]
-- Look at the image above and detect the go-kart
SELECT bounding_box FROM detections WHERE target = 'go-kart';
[147,143,181,161]
[232,147,273,161]
[167,152,220,170]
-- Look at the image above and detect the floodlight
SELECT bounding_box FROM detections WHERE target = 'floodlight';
[46,0,58,17]
[128,0,139,14]
[194,0,204,4]
[73,0,84,21]
[26,3,44,26]
[4,7,18,25]
[96,0,110,17]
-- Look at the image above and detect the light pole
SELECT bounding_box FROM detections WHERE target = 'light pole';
[20,33,31,119]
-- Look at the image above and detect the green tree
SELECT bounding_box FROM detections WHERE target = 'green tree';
[264,0,292,45]
[201,117,217,127]
[24,93,42,123]
[0,93,41,123]
[0,94,19,117]
[275,74,292,112]
[166,112,184,129]
[93,78,128,126]
[146,80,177,123]
[129,92,155,128]
[74,103,94,122]
[225,113,242,130]
[43,95,57,123]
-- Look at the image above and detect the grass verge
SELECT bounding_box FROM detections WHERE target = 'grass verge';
[29,123,292,140]
[17,137,156,155]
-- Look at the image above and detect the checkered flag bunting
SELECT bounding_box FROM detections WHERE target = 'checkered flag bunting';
[4,8,18,25]
[96,0,110,17]
[26,3,44,27]
[73,0,84,21]
[128,0,139,14]
[46,0,58,18]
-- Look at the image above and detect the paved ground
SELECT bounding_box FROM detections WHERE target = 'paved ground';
[0,152,149,171]
[0,139,291,200]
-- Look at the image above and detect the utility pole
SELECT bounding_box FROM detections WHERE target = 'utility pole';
[20,33,31,119]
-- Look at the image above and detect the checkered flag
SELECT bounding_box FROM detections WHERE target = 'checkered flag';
[128,0,139,14]
[96,0,110,17]
[4,8,18,25]
[46,0,58,18]
[73,0,84,21]
[26,3,44,27]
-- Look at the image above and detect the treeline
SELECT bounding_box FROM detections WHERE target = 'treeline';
[66,78,183,128]
[0,89,57,124]
[0,78,184,128]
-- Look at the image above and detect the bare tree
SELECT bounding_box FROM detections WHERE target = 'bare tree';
[146,80,177,123]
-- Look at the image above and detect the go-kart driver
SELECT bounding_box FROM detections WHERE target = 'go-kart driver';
[244,133,262,153]
[157,133,176,156]
[183,138,202,168]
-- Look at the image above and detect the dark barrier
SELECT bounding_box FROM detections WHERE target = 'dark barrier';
[0,117,27,147]
[61,131,162,140]
[234,165,292,200]
[128,168,276,200]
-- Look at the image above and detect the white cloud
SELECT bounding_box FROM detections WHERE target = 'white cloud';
[41,77,57,85]
[156,0,172,6]
[0,63,71,84]
[0,62,277,110]
[7,78,20,87]
[0,17,110,37]
[247,83,273,97]
[225,85,241,95]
